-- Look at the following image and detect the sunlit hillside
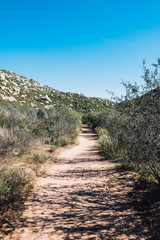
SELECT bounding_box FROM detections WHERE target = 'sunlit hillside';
[0,69,112,112]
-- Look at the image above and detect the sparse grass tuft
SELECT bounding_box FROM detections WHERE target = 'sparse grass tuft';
[49,144,57,153]
[33,151,51,163]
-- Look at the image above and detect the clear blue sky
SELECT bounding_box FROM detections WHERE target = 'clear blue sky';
[0,0,160,98]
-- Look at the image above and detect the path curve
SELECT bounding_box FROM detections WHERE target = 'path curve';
[5,125,150,240]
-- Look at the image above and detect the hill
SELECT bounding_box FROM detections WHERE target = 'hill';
[0,69,111,112]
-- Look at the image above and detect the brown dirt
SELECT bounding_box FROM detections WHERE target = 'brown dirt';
[3,125,151,240]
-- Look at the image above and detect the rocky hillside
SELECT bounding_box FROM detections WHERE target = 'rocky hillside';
[0,69,111,112]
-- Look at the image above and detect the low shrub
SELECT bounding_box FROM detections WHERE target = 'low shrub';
[49,144,57,153]
[0,127,31,155]
[0,103,81,157]
[0,168,31,206]
[52,135,70,147]
[98,133,116,159]
[33,151,51,163]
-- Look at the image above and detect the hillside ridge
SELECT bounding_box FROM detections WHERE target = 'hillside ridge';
[0,69,111,112]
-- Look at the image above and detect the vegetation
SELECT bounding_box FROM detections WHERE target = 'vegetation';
[33,151,51,163]
[0,69,85,223]
[1,62,160,238]
[0,100,81,219]
[0,69,111,113]
[0,168,31,206]
[83,59,160,184]
[0,104,81,155]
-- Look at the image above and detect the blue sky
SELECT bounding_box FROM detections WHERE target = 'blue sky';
[0,0,160,98]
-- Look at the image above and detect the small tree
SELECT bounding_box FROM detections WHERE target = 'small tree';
[112,59,160,183]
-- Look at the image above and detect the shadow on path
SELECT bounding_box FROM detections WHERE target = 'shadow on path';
[3,125,151,240]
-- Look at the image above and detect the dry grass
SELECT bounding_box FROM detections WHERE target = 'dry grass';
[0,142,56,238]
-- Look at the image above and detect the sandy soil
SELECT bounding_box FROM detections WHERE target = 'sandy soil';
[4,125,151,240]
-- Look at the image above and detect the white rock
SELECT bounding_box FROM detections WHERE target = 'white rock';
[0,73,6,80]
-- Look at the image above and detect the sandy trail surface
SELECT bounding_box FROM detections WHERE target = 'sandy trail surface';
[5,125,150,240]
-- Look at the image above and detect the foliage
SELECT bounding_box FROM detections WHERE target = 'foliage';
[98,129,118,159]
[33,151,51,163]
[84,59,160,184]
[0,168,31,205]
[0,103,81,156]
[0,70,83,221]
[0,69,112,113]
[49,144,57,153]
[0,102,81,214]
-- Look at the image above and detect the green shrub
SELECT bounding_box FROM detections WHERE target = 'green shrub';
[0,103,81,157]
[49,144,57,153]
[85,59,160,184]
[0,168,31,205]
[0,127,31,155]
[95,127,109,137]
[46,107,81,139]
[98,132,118,159]
[33,151,51,163]
[52,136,69,147]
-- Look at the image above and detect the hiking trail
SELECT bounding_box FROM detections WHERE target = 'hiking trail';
[5,125,150,240]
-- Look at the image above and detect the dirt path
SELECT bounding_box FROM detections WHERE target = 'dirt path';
[4,125,150,240]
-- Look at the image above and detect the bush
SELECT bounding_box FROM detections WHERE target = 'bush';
[0,104,36,156]
[84,59,160,184]
[115,60,160,183]
[33,151,51,163]
[95,127,109,136]
[52,136,68,147]
[0,127,31,155]
[0,168,31,205]
[0,103,81,157]
[49,144,57,153]
[98,132,117,159]
[45,107,81,143]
